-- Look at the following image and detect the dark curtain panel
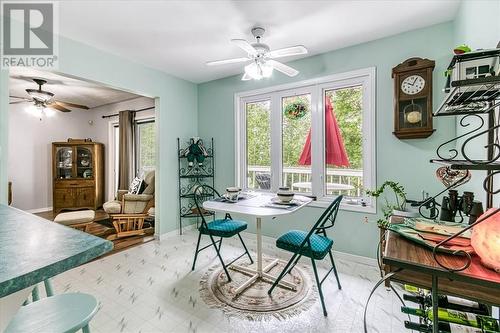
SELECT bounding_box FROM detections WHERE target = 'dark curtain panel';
[118,110,135,190]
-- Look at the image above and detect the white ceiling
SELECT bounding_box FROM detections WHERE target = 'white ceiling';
[58,0,460,83]
[9,67,142,109]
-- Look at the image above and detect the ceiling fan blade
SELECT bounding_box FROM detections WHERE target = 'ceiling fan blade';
[267,60,299,77]
[49,103,71,113]
[9,95,31,100]
[206,57,250,66]
[231,39,257,56]
[9,100,29,105]
[54,100,89,110]
[241,73,252,81]
[267,45,308,59]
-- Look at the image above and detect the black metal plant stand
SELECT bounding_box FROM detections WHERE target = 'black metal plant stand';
[177,138,215,234]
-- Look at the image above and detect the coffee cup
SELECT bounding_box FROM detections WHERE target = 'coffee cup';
[225,187,241,203]
[277,190,294,203]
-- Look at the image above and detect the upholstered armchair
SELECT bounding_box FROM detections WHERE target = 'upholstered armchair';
[103,170,155,239]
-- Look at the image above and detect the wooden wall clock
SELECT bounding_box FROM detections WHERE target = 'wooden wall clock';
[392,57,435,139]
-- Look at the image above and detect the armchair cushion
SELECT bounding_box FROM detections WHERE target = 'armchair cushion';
[103,200,121,214]
[142,172,155,195]
[122,194,153,214]
[123,194,153,201]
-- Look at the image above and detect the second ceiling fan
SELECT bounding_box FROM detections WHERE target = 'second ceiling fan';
[206,27,308,81]
[9,78,90,113]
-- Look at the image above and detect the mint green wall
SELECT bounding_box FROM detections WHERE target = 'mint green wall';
[453,0,500,206]
[0,36,198,235]
[197,23,455,258]
[454,0,500,49]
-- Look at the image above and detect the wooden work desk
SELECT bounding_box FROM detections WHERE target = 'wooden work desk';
[365,218,500,333]
[383,230,500,306]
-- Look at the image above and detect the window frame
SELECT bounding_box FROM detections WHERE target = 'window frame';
[235,67,376,213]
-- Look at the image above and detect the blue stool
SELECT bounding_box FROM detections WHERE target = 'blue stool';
[6,293,98,333]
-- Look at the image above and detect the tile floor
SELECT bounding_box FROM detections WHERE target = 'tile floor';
[50,230,410,333]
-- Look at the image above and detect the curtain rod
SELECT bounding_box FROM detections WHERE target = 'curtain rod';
[101,106,155,119]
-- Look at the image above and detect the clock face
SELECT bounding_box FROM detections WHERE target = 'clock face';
[401,75,425,95]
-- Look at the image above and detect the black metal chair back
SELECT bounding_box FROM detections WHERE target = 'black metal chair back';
[300,195,343,247]
[193,184,220,226]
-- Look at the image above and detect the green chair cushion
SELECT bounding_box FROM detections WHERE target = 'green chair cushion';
[276,230,333,260]
[200,219,247,237]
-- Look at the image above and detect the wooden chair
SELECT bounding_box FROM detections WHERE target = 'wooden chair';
[103,171,155,239]
[268,195,343,316]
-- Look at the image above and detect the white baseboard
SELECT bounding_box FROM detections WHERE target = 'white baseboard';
[156,223,197,241]
[25,207,52,214]
[157,228,377,267]
[332,250,377,267]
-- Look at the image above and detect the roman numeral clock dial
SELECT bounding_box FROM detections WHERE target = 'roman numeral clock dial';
[401,75,425,95]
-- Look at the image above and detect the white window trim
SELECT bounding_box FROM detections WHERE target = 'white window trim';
[234,67,377,214]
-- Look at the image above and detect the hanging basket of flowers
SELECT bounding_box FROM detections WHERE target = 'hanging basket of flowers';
[284,100,308,120]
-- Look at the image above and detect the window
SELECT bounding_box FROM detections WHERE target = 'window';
[110,118,156,195]
[135,120,156,175]
[236,68,376,212]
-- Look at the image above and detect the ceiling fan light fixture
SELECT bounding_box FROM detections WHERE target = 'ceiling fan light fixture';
[25,88,54,102]
[244,61,273,80]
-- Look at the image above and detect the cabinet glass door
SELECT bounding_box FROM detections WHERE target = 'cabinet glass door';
[55,147,73,179]
[77,146,93,179]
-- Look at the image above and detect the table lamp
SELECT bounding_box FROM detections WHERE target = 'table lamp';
[471,208,500,272]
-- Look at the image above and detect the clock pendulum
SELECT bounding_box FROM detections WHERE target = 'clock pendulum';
[404,100,423,125]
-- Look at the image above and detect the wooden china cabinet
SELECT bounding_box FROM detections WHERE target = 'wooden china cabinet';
[52,140,104,213]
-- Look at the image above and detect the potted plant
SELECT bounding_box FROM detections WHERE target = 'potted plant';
[366,181,417,228]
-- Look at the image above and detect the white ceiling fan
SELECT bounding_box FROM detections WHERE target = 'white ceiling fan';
[206,27,308,81]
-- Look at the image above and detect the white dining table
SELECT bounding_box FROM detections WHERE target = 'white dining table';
[203,192,312,295]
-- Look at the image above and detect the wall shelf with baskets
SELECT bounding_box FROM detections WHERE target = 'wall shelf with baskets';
[177,137,215,234]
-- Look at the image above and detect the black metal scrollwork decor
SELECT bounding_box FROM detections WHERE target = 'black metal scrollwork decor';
[436,114,484,161]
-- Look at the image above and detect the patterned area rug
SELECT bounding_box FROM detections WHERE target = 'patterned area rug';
[200,257,317,321]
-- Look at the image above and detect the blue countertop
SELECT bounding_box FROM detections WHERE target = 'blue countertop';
[0,205,113,298]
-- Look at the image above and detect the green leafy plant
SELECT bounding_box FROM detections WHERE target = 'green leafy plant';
[366,181,407,229]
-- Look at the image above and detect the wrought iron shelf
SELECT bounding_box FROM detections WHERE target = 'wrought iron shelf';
[430,159,500,171]
[179,174,214,179]
[434,76,500,116]
[177,137,215,233]
[178,155,213,159]
[181,211,215,218]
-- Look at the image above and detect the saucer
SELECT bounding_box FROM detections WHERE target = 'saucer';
[271,197,296,205]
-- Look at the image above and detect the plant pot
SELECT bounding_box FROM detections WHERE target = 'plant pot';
[392,209,419,218]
